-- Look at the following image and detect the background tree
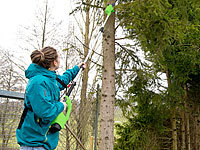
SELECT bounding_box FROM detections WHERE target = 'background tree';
[68,0,106,148]
[0,49,26,149]
[17,0,68,73]
[18,0,65,50]
[115,0,200,149]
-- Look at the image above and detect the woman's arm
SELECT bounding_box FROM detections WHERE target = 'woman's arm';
[57,63,86,90]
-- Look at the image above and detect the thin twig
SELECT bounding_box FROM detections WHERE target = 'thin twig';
[65,124,87,150]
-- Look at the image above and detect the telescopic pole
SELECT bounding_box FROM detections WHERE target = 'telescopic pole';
[64,14,110,99]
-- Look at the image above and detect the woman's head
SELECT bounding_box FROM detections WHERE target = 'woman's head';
[31,46,60,70]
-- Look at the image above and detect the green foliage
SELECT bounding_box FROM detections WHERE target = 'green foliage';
[115,42,144,94]
[115,69,170,149]
[117,0,200,83]
[115,0,200,149]
[115,121,161,150]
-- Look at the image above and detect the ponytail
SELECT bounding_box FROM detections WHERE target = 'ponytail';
[31,46,58,69]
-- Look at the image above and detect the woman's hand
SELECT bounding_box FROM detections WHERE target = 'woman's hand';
[78,62,86,69]
[61,101,67,115]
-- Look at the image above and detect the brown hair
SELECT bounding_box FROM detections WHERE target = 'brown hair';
[31,46,58,69]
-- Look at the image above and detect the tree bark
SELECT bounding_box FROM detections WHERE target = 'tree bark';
[185,110,191,150]
[194,105,198,150]
[185,85,191,150]
[42,0,48,48]
[180,85,187,150]
[180,109,186,150]
[99,0,115,149]
[171,110,178,150]
[197,105,200,150]
[166,70,178,150]
[79,0,90,146]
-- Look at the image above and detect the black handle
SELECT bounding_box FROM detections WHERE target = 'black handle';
[99,27,104,32]
[80,64,85,70]
[66,81,76,98]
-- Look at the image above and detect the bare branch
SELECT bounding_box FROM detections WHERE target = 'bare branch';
[82,2,104,9]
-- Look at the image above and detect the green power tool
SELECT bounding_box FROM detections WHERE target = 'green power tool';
[50,96,72,131]
[49,79,77,133]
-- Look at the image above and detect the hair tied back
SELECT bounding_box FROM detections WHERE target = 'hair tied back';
[40,51,45,61]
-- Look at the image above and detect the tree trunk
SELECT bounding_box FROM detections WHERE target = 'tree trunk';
[180,109,186,150]
[166,70,178,150]
[99,1,115,149]
[197,105,200,150]
[42,0,48,48]
[185,109,191,150]
[79,0,90,146]
[185,85,191,150]
[180,85,187,150]
[171,110,178,150]
[194,105,198,150]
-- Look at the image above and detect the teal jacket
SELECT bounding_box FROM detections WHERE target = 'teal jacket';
[16,63,80,150]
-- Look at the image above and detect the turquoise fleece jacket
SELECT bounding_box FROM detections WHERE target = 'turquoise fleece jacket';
[16,63,80,150]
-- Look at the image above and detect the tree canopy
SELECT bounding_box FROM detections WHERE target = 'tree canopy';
[115,0,200,149]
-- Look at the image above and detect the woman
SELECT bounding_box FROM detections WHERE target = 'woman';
[16,46,86,150]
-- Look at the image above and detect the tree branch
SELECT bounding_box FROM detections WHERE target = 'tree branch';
[82,2,104,9]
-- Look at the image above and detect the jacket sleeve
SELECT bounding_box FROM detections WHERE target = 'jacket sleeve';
[27,83,64,122]
[57,65,80,91]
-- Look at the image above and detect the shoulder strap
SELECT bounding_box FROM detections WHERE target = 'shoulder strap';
[17,104,33,129]
[56,76,68,89]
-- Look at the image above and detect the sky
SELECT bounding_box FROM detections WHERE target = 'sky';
[0,0,70,50]
[0,0,167,92]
